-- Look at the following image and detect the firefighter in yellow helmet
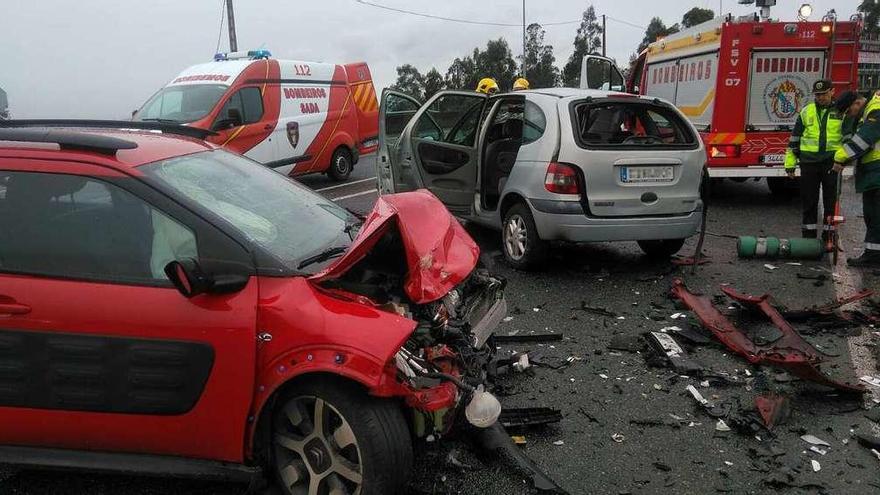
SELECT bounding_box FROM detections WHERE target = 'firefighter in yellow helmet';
[513,77,530,91]
[476,78,499,95]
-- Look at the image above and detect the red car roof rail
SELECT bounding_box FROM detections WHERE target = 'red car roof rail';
[0,119,217,140]
[0,127,138,155]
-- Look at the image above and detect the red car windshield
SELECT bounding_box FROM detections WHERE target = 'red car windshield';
[141,149,355,273]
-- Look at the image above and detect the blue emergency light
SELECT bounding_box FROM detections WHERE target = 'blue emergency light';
[213,52,228,61]
[248,49,272,60]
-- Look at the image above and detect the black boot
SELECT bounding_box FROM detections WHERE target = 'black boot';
[847,250,880,267]
[802,229,818,239]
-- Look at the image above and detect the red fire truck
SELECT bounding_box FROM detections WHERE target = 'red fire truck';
[628,14,860,194]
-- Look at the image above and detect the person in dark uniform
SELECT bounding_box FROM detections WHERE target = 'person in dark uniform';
[784,79,844,243]
[835,92,880,267]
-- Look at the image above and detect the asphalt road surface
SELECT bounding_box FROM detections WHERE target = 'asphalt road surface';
[3,163,879,494]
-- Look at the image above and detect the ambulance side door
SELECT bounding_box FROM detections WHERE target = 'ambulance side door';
[210,85,276,163]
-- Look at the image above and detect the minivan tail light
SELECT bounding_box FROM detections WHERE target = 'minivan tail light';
[544,162,580,195]
[710,144,740,158]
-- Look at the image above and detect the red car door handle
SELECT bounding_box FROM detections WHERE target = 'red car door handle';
[0,303,31,315]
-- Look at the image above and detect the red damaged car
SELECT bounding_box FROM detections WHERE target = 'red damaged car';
[0,121,506,494]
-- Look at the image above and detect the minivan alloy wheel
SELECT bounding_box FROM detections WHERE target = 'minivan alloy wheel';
[504,214,528,261]
[274,395,363,495]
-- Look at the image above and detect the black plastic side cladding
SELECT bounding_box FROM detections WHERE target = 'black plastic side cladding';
[0,328,214,415]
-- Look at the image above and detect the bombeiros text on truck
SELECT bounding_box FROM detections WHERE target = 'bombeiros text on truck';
[626,4,860,194]
[135,49,379,181]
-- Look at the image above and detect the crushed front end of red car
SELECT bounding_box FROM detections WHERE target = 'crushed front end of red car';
[311,190,508,436]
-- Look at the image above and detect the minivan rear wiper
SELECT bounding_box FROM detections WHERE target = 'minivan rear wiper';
[297,246,349,270]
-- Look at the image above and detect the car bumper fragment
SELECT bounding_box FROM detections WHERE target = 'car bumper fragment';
[670,278,865,393]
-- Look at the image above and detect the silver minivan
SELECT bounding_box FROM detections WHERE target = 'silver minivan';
[377,86,705,269]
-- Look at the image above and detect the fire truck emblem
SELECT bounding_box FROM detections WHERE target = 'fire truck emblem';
[764,77,807,121]
[286,121,299,149]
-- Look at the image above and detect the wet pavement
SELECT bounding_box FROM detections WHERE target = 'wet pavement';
[2,173,879,494]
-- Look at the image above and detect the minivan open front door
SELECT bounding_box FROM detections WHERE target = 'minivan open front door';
[377,89,422,194]
[406,91,488,216]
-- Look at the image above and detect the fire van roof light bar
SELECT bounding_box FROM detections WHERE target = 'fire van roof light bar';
[214,49,272,61]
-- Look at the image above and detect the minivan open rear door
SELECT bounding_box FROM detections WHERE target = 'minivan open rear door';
[377,89,422,194]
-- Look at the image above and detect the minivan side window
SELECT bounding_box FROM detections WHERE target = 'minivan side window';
[215,87,264,128]
[0,171,197,285]
[573,101,697,148]
[414,94,485,147]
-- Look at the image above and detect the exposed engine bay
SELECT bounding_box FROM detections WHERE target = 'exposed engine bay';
[319,226,507,436]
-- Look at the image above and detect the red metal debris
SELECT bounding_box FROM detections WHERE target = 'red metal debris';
[670,278,865,393]
[755,394,790,430]
[803,289,875,315]
[671,256,711,267]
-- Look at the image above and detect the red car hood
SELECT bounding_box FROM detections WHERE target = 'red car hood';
[310,190,479,304]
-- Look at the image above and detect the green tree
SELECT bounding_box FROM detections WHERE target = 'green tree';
[860,0,880,37]
[473,39,518,91]
[638,17,679,54]
[391,64,424,100]
[681,7,715,28]
[445,56,478,91]
[521,23,560,88]
[562,5,603,87]
[423,68,445,99]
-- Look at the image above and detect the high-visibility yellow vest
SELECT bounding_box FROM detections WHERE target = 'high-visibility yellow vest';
[858,95,880,165]
[799,102,843,154]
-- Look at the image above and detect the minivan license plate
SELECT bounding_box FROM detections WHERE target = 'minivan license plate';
[620,166,674,183]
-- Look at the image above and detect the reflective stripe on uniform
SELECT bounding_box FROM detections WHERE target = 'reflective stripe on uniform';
[842,144,858,158]
[867,242,880,250]
[803,224,818,230]
[823,224,837,231]
[853,134,870,150]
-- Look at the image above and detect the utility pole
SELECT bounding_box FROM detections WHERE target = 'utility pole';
[522,0,526,78]
[226,0,238,53]
[602,14,606,57]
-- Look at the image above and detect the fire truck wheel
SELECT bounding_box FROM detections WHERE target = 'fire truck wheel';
[767,177,798,198]
[271,377,413,495]
[328,148,353,181]
[638,239,686,258]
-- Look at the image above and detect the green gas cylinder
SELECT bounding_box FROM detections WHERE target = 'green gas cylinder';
[737,236,824,260]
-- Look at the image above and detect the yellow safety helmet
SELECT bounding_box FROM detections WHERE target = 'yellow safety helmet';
[476,77,499,95]
[513,77,530,91]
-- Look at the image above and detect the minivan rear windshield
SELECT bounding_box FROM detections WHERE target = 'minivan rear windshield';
[136,84,227,124]
[572,100,697,149]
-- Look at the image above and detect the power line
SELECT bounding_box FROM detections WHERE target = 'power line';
[214,0,226,54]
[354,0,645,30]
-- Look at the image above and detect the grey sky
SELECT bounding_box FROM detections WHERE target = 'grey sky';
[2,0,857,118]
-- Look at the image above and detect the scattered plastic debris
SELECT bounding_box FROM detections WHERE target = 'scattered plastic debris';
[801,435,831,448]
[686,385,711,407]
[553,440,564,446]
[809,446,827,456]
[764,264,778,271]
[861,375,880,388]
[755,395,790,430]
[670,313,686,320]
[611,433,625,443]
[716,419,731,432]
[495,333,564,344]
[811,459,821,472]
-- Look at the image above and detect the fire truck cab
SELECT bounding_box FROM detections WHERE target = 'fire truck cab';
[629,15,860,194]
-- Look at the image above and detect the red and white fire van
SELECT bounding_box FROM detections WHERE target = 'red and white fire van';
[628,15,860,194]
[135,50,379,181]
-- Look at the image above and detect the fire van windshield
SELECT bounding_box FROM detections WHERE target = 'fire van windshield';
[137,84,228,124]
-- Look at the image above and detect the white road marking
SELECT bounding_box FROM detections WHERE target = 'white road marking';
[333,189,378,201]
[315,177,376,192]
[833,187,880,416]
